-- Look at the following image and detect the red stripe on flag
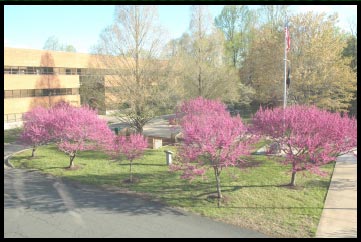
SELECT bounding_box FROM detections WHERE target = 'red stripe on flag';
[285,25,291,51]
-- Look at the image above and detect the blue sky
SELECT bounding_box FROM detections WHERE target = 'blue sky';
[4,5,357,54]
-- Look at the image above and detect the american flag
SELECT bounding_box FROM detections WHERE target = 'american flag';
[285,22,291,52]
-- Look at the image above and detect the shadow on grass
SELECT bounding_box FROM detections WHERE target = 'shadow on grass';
[304,180,330,189]
[38,166,69,171]
[115,162,167,167]
[5,165,333,214]
[11,155,48,161]
[4,168,186,217]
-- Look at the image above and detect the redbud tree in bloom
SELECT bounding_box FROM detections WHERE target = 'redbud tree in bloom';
[118,134,148,182]
[53,104,114,168]
[20,106,53,157]
[251,105,357,186]
[20,101,114,168]
[172,97,250,204]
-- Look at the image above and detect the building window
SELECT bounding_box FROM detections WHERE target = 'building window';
[11,67,19,74]
[18,67,26,74]
[5,88,81,98]
[43,89,50,96]
[4,66,11,74]
[26,67,35,74]
[4,90,12,98]
[4,113,25,123]
[72,88,79,95]
[12,90,21,98]
[20,89,28,97]
[4,66,102,76]
[59,89,66,95]
[47,67,54,74]
[35,89,43,96]
[28,89,35,97]
[53,67,60,75]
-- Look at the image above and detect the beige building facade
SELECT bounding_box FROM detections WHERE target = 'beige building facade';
[4,47,109,123]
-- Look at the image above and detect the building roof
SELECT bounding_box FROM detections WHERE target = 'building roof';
[4,47,104,68]
[4,47,168,70]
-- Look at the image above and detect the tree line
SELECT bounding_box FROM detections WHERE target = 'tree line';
[47,5,357,133]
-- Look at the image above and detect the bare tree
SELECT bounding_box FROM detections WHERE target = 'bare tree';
[215,5,257,67]
[260,5,289,31]
[43,35,76,52]
[190,5,212,97]
[171,5,240,103]
[93,6,182,133]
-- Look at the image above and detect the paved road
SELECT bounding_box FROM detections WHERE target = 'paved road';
[4,143,29,160]
[103,115,181,139]
[4,145,267,238]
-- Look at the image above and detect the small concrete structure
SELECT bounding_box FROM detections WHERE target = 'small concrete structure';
[152,138,162,149]
[164,150,174,165]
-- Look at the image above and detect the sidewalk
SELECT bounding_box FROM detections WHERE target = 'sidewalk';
[316,151,357,238]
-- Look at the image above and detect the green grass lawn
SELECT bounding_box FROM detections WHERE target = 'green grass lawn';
[11,144,334,238]
[4,128,23,144]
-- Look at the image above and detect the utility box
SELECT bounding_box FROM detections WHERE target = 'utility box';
[164,150,174,165]
[152,138,162,149]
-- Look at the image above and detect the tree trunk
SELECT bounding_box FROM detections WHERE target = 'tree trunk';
[130,160,133,183]
[69,154,76,168]
[214,167,222,207]
[233,48,237,67]
[136,125,143,134]
[198,66,202,96]
[31,147,36,157]
[198,11,202,97]
[290,171,296,186]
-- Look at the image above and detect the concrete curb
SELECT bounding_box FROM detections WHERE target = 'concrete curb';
[4,147,32,169]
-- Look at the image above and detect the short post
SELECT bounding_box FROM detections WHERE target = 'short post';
[164,150,173,165]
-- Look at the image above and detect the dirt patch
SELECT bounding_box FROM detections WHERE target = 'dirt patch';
[206,193,231,204]
[64,165,83,171]
[278,184,304,190]
[122,177,140,184]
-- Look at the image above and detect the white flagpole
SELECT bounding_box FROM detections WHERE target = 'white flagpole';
[283,18,288,109]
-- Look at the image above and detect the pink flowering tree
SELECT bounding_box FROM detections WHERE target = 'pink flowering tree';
[115,134,148,183]
[53,104,114,168]
[172,97,250,206]
[20,106,53,157]
[252,105,357,186]
[105,133,122,161]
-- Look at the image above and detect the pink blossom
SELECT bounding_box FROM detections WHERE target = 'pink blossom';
[20,101,114,167]
[20,106,53,157]
[252,105,357,184]
[172,97,252,200]
[106,133,148,182]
